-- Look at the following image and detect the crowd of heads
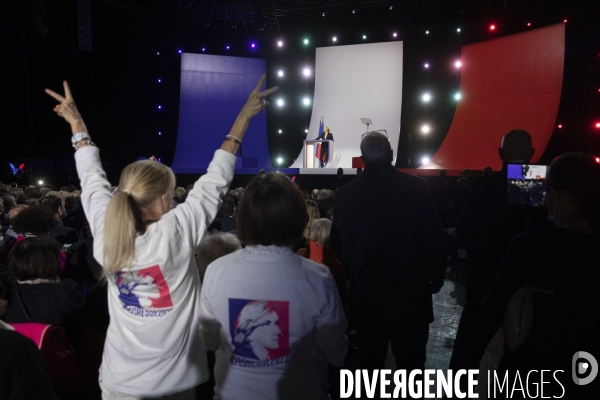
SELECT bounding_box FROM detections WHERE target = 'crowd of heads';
[1,126,600,398]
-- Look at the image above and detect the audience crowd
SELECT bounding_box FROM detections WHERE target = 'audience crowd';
[0,79,599,400]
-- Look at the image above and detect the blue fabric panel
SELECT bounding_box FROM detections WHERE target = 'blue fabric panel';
[171,54,271,172]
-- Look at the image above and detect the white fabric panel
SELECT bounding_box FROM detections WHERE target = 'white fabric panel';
[290,42,403,168]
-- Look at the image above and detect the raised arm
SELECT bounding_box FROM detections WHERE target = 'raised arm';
[45,82,112,240]
[164,75,279,247]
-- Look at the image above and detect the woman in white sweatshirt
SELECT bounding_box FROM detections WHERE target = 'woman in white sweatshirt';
[198,173,348,400]
[45,77,277,399]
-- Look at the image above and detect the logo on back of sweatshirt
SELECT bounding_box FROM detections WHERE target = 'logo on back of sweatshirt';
[115,265,174,317]
[228,299,291,367]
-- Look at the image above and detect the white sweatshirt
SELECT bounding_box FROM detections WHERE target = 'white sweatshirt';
[199,245,348,400]
[76,146,236,397]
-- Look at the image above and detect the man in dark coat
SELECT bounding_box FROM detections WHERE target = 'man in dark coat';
[331,131,447,373]
[449,129,548,391]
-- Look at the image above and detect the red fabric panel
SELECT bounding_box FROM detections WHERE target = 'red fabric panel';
[427,23,565,171]
[352,157,364,168]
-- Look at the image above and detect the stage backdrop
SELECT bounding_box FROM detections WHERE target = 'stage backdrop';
[425,23,565,171]
[171,54,270,173]
[290,42,403,168]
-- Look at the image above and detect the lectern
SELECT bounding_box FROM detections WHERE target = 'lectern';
[303,140,334,168]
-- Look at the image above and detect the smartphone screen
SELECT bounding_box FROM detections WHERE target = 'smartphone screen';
[504,163,548,206]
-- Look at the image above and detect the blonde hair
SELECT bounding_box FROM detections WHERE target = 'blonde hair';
[103,160,175,275]
[175,186,186,197]
[304,200,320,237]
[307,218,332,245]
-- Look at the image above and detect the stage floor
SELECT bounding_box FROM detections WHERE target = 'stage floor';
[225,167,478,176]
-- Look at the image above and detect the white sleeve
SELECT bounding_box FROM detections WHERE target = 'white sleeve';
[74,146,113,256]
[166,150,237,248]
[315,273,348,367]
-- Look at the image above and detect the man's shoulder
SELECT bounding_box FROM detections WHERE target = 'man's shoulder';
[335,174,362,198]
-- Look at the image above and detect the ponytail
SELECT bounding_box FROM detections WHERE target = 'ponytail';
[103,191,144,275]
[102,160,175,276]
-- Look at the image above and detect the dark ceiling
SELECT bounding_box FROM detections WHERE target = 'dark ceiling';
[1,0,599,182]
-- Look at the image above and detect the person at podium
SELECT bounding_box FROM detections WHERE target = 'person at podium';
[316,126,334,168]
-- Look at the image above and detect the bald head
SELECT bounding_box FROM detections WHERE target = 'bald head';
[8,204,27,224]
[360,131,393,164]
[499,129,535,163]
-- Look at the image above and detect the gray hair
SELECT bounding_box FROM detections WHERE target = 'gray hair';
[307,218,332,245]
[318,188,334,200]
[196,232,242,277]
[360,131,391,163]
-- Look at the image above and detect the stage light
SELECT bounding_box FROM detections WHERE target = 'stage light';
[38,180,44,185]
[178,49,182,54]
[425,30,430,34]
[490,24,496,31]
[305,129,309,133]
[392,32,397,38]
[389,5,393,10]
[202,47,206,52]
[158,79,161,83]
[457,28,461,33]
[352,9,356,14]
[277,40,284,47]
[558,124,563,129]
[422,93,431,102]
[303,38,309,45]
[421,125,431,134]
[250,43,256,48]
[157,105,162,110]
[303,68,311,77]
[454,60,462,68]
[454,92,462,100]
[596,122,600,129]
[158,132,162,136]
[424,63,430,68]
[563,19,567,23]
[276,99,284,107]
[156,52,160,55]
[226,45,230,50]
[332,36,337,42]
[278,129,283,133]
[303,97,311,106]
[277,157,283,165]
[362,35,367,39]
[527,22,531,27]
[595,156,600,164]
[322,12,326,17]
[277,70,284,77]
[421,157,430,165]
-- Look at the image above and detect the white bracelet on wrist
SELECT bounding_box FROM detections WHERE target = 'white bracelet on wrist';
[74,139,96,150]
[225,135,242,144]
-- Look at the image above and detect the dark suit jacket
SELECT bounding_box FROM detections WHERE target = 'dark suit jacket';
[48,221,79,245]
[330,161,447,323]
[316,132,334,141]
[316,132,334,156]
[455,172,548,303]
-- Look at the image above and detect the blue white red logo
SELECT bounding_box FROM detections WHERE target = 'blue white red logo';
[229,299,290,365]
[115,265,174,317]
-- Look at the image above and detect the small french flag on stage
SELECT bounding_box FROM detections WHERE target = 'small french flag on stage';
[315,116,324,158]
